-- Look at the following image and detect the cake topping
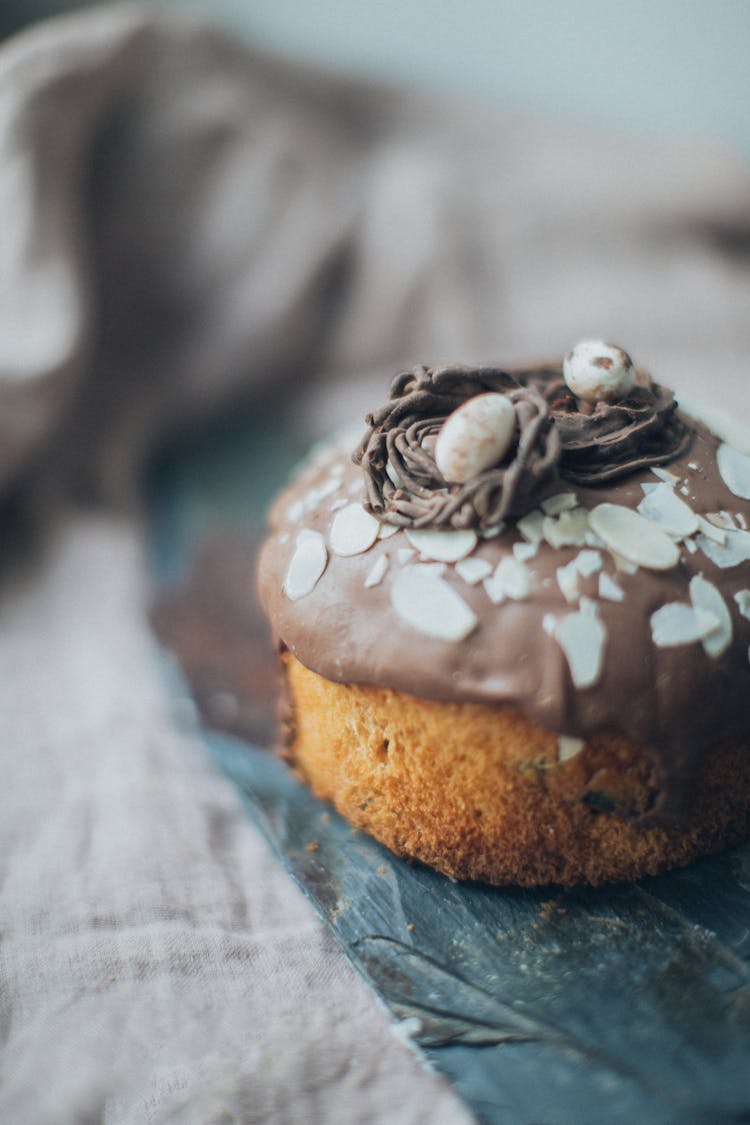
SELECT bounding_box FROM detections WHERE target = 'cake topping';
[391,564,478,641]
[562,340,636,403]
[329,502,380,556]
[588,504,681,570]
[404,527,478,563]
[434,392,516,483]
[717,443,750,500]
[283,531,328,601]
[356,348,693,531]
[354,364,560,531]
[549,599,606,689]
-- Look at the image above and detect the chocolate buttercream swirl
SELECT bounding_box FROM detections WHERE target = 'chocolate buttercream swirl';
[538,368,693,485]
[356,363,696,530]
[354,364,561,530]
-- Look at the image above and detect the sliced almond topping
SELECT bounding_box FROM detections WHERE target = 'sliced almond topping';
[696,527,750,569]
[378,522,400,539]
[598,572,625,602]
[556,560,581,604]
[636,482,699,538]
[284,532,328,601]
[680,398,750,454]
[705,511,738,530]
[405,527,477,563]
[689,574,732,658]
[735,590,750,620]
[516,509,545,544]
[697,516,727,545]
[650,602,720,647]
[651,467,680,485]
[575,549,603,577]
[484,557,533,604]
[684,538,698,554]
[552,604,606,689]
[543,508,589,549]
[455,557,493,585]
[364,554,389,589]
[541,492,578,516]
[589,504,680,570]
[513,540,538,562]
[480,523,506,539]
[737,513,748,530]
[558,735,585,763]
[391,565,477,641]
[717,443,750,501]
[330,503,381,556]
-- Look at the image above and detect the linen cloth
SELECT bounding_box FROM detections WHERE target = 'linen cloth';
[0,5,749,1122]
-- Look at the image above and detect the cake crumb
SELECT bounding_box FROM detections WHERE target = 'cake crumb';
[406,923,415,932]
[377,864,387,875]
[306,841,319,852]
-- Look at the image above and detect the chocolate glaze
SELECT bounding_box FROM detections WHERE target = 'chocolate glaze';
[258,369,750,827]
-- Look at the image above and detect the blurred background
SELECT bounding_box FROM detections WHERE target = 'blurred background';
[2,0,749,160]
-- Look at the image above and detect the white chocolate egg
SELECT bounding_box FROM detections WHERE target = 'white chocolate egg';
[434,393,516,484]
[563,339,635,403]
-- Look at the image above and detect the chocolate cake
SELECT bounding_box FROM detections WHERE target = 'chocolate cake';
[257,341,750,885]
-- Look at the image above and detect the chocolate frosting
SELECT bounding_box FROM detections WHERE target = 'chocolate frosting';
[258,364,750,827]
[356,363,691,529]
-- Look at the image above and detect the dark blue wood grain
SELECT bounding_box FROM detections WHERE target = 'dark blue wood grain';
[203,730,750,1125]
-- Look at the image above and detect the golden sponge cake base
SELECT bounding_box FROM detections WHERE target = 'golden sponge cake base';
[284,653,750,886]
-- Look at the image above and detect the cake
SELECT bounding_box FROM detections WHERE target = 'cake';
[257,341,750,886]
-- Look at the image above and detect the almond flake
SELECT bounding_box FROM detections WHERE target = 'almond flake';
[679,485,691,497]
[738,513,748,530]
[558,735,585,763]
[330,503,381,556]
[397,548,415,565]
[689,575,732,658]
[598,572,625,602]
[455,557,493,585]
[286,498,306,522]
[705,511,738,530]
[542,613,557,636]
[688,462,699,471]
[484,557,533,604]
[556,560,581,604]
[696,527,750,569]
[684,538,698,554]
[636,482,699,538]
[479,523,505,539]
[378,522,400,539]
[543,508,589,549]
[651,467,680,485]
[516,509,545,544]
[575,549,603,577]
[542,492,578,516]
[696,516,726,545]
[589,504,680,570]
[552,604,606,689]
[330,497,348,512]
[364,554,389,588]
[391,565,477,641]
[679,398,750,455]
[284,532,328,601]
[735,590,750,620]
[405,527,477,563]
[513,541,538,562]
[650,603,720,647]
[717,443,750,501]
